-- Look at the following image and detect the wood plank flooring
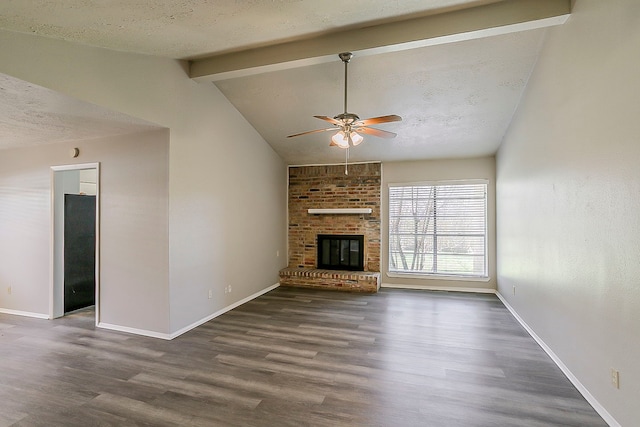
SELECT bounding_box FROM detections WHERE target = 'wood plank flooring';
[0,288,607,426]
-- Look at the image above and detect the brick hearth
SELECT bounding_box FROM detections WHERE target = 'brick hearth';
[279,268,380,292]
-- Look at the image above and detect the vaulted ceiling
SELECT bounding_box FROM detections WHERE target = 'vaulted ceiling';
[0,0,571,163]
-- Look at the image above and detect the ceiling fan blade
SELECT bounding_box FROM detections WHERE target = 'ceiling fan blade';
[314,115,343,126]
[356,126,397,139]
[287,128,336,138]
[354,114,402,127]
[353,114,402,126]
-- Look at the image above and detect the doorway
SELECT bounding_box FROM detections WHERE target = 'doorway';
[50,163,100,322]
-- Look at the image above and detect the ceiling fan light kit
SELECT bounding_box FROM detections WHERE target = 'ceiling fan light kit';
[331,130,363,148]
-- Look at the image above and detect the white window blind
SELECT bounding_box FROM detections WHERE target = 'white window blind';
[388,182,487,278]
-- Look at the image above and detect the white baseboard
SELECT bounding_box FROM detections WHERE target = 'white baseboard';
[496,292,620,427]
[381,282,495,294]
[97,283,280,341]
[168,283,280,340]
[97,322,172,340]
[0,308,49,319]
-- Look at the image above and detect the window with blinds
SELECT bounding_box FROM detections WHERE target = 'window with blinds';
[388,181,487,278]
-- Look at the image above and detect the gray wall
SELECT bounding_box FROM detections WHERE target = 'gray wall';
[0,130,170,333]
[382,157,496,292]
[496,0,640,425]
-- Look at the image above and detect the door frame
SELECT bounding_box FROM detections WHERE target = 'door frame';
[50,162,101,324]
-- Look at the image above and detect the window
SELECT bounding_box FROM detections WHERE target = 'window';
[388,181,487,278]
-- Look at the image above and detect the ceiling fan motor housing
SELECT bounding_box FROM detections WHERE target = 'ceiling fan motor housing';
[334,112,360,125]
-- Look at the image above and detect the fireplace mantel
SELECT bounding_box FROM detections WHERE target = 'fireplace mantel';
[307,208,372,214]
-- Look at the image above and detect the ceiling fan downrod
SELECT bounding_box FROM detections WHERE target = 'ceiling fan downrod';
[335,52,360,126]
[339,53,353,176]
[339,52,353,115]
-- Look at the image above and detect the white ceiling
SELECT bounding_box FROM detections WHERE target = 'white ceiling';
[0,0,569,163]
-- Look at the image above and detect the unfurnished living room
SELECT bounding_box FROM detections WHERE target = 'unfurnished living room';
[0,1,637,426]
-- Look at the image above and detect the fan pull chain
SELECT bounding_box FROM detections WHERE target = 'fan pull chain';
[345,147,349,175]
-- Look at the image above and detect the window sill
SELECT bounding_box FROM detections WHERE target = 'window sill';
[386,271,490,282]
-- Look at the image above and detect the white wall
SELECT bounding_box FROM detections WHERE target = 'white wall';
[382,158,496,292]
[0,130,170,334]
[0,30,287,336]
[496,1,640,425]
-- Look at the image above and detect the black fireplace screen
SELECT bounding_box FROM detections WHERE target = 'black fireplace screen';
[317,234,364,271]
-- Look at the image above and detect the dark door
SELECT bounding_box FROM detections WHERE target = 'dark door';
[64,194,96,313]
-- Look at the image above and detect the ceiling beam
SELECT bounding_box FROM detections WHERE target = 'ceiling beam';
[190,0,570,82]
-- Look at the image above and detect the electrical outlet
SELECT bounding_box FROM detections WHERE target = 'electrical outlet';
[276,250,280,257]
[611,368,620,389]
[7,286,11,295]
[512,286,516,296]
[208,290,213,299]
[228,285,232,293]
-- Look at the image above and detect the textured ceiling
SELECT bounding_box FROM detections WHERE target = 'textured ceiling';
[0,73,160,150]
[0,0,567,163]
[0,0,497,59]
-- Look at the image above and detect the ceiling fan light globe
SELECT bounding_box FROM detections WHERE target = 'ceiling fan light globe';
[331,131,349,149]
[350,132,364,146]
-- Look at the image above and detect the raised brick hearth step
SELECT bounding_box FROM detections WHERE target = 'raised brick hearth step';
[279,267,380,293]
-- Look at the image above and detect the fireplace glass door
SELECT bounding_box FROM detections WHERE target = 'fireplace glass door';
[317,234,364,271]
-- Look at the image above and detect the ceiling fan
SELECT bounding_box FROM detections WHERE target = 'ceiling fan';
[287,52,402,149]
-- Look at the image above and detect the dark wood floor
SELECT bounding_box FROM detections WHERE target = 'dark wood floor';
[0,288,606,426]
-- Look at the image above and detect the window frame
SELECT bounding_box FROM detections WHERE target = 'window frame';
[387,179,489,281]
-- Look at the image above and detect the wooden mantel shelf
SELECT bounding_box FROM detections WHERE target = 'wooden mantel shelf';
[307,208,372,214]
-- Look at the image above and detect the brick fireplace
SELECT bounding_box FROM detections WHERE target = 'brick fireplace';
[279,163,381,292]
